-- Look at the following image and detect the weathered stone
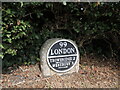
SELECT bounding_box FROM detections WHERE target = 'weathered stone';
[40,38,79,77]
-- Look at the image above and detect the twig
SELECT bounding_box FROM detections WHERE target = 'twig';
[19,66,25,72]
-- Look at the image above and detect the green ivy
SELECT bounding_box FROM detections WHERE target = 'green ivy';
[2,2,120,68]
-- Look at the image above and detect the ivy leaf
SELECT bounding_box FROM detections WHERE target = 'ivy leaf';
[20,2,24,7]
[8,39,12,43]
[0,54,4,59]
[0,44,4,49]
[108,12,112,16]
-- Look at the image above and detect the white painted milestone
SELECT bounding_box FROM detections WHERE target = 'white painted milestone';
[40,38,79,77]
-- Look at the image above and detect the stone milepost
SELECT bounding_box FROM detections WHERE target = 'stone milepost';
[47,40,78,72]
[40,38,79,77]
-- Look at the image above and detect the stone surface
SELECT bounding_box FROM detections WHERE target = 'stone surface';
[40,38,79,77]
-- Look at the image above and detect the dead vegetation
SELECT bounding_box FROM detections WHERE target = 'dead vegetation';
[1,56,119,88]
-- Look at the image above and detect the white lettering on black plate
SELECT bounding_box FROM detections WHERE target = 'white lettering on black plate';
[47,40,78,72]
